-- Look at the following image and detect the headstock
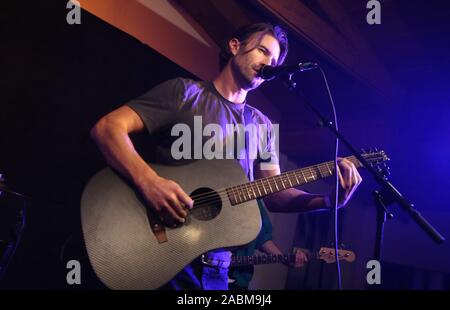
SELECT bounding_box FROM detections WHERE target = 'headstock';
[318,247,356,263]
[361,148,390,179]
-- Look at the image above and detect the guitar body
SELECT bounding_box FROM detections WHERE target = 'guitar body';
[81,159,261,290]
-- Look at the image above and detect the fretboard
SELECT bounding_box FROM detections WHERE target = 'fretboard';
[230,253,295,267]
[226,155,363,206]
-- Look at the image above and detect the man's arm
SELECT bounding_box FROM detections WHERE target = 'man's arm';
[255,158,362,213]
[90,105,192,224]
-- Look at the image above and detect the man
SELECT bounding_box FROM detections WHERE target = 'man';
[229,201,308,290]
[90,23,362,289]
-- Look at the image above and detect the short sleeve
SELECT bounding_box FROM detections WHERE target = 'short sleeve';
[126,78,186,134]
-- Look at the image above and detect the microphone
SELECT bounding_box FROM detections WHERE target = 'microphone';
[259,62,318,80]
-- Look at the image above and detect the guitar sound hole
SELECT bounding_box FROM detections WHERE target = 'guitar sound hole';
[190,187,222,221]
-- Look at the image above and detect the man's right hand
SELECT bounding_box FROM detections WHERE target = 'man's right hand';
[137,175,194,227]
[91,106,194,227]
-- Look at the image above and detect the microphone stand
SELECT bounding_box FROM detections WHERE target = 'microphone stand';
[279,72,445,261]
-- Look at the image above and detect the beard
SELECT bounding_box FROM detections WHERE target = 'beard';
[230,57,262,91]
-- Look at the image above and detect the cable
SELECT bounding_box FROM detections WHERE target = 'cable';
[318,66,342,290]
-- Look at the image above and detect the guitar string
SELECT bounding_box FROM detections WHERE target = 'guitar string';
[190,166,380,212]
[188,154,360,202]
[188,155,376,207]
[188,155,368,205]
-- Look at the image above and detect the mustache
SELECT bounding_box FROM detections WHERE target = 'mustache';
[251,65,264,77]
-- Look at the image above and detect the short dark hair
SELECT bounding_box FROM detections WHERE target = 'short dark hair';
[219,22,289,71]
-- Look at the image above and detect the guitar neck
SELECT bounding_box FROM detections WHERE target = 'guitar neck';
[227,155,363,205]
[230,249,352,267]
[230,253,295,267]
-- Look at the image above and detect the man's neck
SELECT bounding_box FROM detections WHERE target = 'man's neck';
[213,66,247,104]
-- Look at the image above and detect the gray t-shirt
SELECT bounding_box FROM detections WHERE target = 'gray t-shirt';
[127,77,279,180]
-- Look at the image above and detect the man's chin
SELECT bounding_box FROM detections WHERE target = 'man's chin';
[242,75,262,89]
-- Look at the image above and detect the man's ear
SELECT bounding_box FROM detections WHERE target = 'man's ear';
[228,38,240,56]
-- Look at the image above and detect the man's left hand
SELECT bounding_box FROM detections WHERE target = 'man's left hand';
[334,157,363,207]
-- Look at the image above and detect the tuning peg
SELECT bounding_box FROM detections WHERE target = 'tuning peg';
[361,148,367,154]
[374,147,379,152]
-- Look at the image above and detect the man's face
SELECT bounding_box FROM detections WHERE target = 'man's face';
[230,33,281,91]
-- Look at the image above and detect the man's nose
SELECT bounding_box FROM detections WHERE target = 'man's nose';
[259,60,270,69]
[261,56,274,67]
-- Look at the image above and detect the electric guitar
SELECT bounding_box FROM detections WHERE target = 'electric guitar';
[81,150,388,289]
[230,247,356,267]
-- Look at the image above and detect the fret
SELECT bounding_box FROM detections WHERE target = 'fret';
[320,165,327,177]
[227,188,236,205]
[247,184,253,200]
[240,184,248,201]
[257,180,262,194]
[232,187,238,203]
[280,176,287,189]
[246,184,254,200]
[304,168,310,181]
[279,176,285,189]
[327,163,332,175]
[287,173,293,187]
[274,178,280,191]
[255,181,262,197]
[252,184,258,198]
[236,186,243,203]
[267,179,273,193]
[316,165,324,178]
[232,188,238,204]
[309,167,317,180]
[251,183,258,199]
[300,169,307,183]
[261,179,268,195]
[313,167,319,180]
[293,171,300,184]
[313,165,320,178]
[229,187,236,204]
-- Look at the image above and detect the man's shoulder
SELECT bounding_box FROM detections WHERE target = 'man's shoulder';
[169,77,209,97]
[171,77,205,89]
[245,104,274,125]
